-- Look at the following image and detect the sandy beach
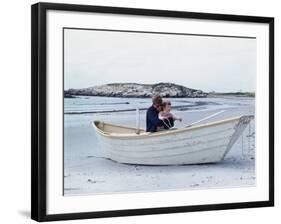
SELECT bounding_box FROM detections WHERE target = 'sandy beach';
[64,96,255,196]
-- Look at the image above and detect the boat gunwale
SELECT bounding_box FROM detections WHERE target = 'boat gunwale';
[92,116,245,139]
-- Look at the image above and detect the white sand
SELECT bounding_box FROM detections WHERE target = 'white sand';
[64,97,255,196]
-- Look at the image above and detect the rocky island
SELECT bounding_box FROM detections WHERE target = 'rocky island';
[64,82,207,98]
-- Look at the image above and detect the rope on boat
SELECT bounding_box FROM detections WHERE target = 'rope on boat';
[162,118,173,129]
[187,110,226,127]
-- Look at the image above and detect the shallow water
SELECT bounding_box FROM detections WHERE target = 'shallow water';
[64,96,250,113]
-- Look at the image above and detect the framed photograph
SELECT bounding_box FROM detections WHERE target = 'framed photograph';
[31,2,274,222]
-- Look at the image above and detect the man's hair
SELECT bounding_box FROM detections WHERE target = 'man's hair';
[152,94,163,105]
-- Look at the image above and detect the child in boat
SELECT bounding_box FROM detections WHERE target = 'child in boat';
[158,100,182,129]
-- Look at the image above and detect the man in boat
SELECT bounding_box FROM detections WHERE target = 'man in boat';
[146,95,164,132]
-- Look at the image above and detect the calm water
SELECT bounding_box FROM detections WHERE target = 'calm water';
[64,96,248,114]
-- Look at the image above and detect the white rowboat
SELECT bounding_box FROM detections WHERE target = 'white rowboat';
[92,115,253,165]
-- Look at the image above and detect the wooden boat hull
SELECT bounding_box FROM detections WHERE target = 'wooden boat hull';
[92,116,253,165]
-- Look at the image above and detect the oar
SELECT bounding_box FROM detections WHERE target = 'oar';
[185,110,225,127]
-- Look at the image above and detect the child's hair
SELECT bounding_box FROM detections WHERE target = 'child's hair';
[161,100,171,110]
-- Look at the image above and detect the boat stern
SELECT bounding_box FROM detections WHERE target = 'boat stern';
[221,115,254,160]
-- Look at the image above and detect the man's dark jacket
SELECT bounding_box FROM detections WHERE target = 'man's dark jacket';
[146,105,163,132]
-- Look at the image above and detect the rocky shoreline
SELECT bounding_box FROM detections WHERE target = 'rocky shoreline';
[65,82,208,98]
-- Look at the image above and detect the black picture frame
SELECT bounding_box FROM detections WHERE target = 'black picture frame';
[31,2,274,222]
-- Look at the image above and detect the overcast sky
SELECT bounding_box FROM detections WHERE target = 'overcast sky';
[64,29,256,92]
